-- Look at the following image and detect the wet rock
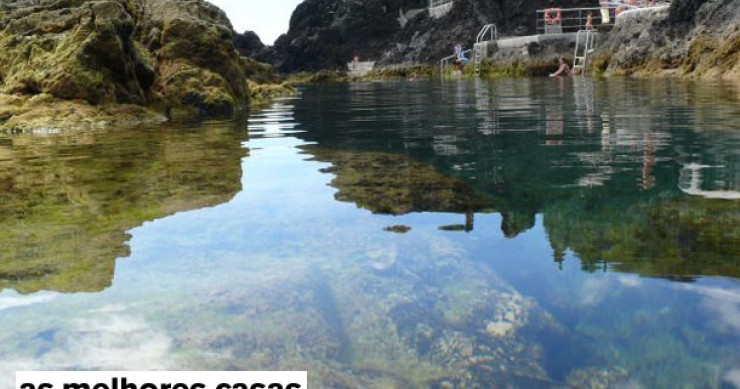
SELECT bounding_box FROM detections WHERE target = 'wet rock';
[366,245,398,271]
[0,93,166,132]
[137,0,248,115]
[235,30,266,58]
[593,0,740,79]
[565,367,634,389]
[0,0,271,130]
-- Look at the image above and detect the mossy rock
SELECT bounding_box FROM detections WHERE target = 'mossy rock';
[285,70,348,85]
[247,80,296,106]
[0,0,269,129]
[242,56,280,84]
[359,65,436,81]
[0,92,166,132]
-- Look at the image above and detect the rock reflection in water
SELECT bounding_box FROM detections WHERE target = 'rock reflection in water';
[302,145,490,226]
[544,193,740,278]
[0,122,247,294]
[293,79,740,280]
[305,139,739,278]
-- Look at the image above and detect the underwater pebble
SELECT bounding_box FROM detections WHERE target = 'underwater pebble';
[439,381,454,389]
[485,321,514,337]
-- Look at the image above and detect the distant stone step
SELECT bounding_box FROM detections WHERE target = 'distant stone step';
[347,61,376,77]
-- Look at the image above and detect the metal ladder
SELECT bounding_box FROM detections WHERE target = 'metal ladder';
[473,46,483,75]
[474,23,497,75]
[573,29,596,75]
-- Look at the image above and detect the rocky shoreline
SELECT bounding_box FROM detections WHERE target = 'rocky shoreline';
[1,0,736,131]
[593,1,740,79]
[271,0,737,81]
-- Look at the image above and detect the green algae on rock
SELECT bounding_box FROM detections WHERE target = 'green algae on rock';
[178,243,559,387]
[284,70,349,86]
[247,80,296,106]
[0,93,167,132]
[142,0,248,115]
[0,0,289,131]
[593,1,740,79]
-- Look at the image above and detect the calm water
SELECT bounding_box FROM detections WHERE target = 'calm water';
[0,78,738,389]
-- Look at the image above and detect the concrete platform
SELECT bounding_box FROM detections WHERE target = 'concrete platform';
[495,33,580,49]
[347,61,376,77]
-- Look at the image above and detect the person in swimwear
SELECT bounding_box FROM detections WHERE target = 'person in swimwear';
[550,57,572,77]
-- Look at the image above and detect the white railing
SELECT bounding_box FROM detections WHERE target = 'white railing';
[476,23,497,43]
[536,6,623,34]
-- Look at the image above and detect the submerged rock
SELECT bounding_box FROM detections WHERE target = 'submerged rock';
[184,238,565,388]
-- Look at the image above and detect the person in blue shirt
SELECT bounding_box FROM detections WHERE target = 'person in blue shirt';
[453,42,468,70]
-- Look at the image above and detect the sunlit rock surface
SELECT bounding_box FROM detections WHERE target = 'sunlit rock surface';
[0,0,253,130]
[594,0,740,79]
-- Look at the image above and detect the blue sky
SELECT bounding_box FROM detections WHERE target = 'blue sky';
[208,0,304,45]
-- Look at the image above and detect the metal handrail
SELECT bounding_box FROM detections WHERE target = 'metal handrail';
[535,6,624,34]
[476,24,497,43]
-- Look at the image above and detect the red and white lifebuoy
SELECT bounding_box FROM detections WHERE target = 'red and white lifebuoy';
[544,8,562,24]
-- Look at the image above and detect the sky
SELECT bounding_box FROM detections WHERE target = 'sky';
[208,0,304,45]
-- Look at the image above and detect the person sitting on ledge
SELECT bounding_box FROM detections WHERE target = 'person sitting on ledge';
[453,42,468,71]
[550,57,572,77]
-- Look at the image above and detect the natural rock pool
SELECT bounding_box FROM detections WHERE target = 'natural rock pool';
[0,78,738,388]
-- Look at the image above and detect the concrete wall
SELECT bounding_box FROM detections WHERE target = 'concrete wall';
[482,32,608,62]
[474,32,606,75]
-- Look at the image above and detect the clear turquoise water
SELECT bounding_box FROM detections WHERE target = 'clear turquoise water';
[0,78,738,388]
